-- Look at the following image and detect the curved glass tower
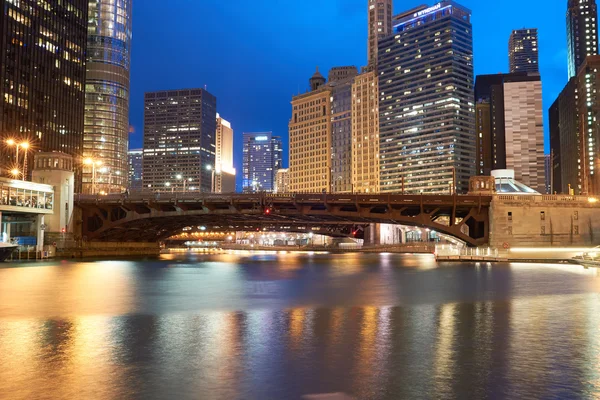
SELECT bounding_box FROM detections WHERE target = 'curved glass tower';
[83,0,133,194]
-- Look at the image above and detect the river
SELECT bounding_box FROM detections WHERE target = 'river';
[0,252,599,399]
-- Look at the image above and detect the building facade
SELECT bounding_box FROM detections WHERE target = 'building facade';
[474,72,545,193]
[378,1,475,194]
[509,28,539,73]
[368,0,393,67]
[352,70,380,193]
[328,66,358,83]
[330,78,354,193]
[83,0,133,194]
[142,89,217,192]
[550,78,580,194]
[274,168,290,193]
[289,70,332,193]
[242,132,281,193]
[567,0,599,78]
[576,56,600,194]
[128,149,143,191]
[215,114,235,193]
[0,0,88,178]
[551,56,600,195]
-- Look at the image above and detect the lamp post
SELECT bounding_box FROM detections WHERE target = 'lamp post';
[206,165,215,193]
[165,182,173,193]
[20,142,29,181]
[176,174,193,192]
[83,158,103,194]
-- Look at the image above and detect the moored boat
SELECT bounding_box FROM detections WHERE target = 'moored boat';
[0,242,18,262]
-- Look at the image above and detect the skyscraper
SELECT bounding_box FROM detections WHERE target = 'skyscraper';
[378,1,475,194]
[575,56,600,194]
[330,78,354,193]
[215,114,236,193]
[475,72,546,193]
[242,132,282,193]
[0,0,88,177]
[567,0,599,78]
[367,0,393,67]
[551,56,600,195]
[509,29,539,73]
[289,69,332,193]
[83,0,133,194]
[128,149,143,191]
[352,70,380,193]
[142,89,217,193]
[549,78,578,194]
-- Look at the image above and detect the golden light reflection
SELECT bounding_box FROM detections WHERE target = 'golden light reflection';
[0,320,40,398]
[434,302,457,398]
[289,308,306,350]
[355,306,378,382]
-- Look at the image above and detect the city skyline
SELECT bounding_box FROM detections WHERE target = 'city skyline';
[128,0,569,188]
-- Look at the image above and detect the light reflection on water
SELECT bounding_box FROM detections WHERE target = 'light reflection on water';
[0,253,599,399]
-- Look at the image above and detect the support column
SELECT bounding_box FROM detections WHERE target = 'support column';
[36,215,45,253]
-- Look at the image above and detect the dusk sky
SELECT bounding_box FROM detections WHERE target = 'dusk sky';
[129,0,568,180]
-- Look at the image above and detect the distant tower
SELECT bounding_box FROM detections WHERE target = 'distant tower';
[567,0,599,77]
[368,0,393,66]
[309,67,326,91]
[509,28,539,73]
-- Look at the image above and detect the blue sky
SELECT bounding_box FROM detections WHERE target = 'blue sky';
[129,0,568,180]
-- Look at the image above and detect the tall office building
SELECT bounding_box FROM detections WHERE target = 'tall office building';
[549,79,578,194]
[509,29,539,73]
[368,0,393,66]
[551,56,600,195]
[128,149,143,191]
[352,70,380,193]
[576,56,600,194]
[474,73,545,193]
[82,0,133,194]
[242,132,281,193]
[0,0,88,176]
[142,89,217,192]
[289,69,332,193]
[567,0,599,78]
[330,78,354,193]
[215,114,236,193]
[378,1,475,194]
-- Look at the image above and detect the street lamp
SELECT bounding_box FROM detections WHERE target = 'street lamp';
[10,168,21,179]
[176,174,193,192]
[165,182,173,193]
[83,157,103,194]
[6,140,30,180]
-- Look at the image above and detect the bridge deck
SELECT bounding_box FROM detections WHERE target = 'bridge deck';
[76,193,492,246]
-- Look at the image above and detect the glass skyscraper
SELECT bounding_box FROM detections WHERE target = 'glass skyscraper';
[378,1,475,194]
[567,0,599,78]
[83,0,133,194]
[242,132,282,193]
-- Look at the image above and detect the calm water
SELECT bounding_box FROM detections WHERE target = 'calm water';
[1,253,600,399]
